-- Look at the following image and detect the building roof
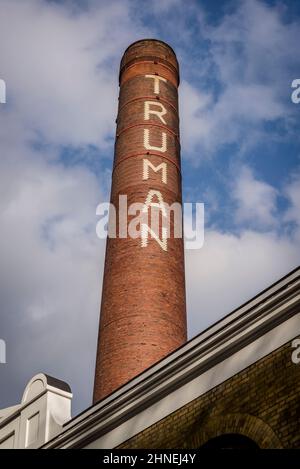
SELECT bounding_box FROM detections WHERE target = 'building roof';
[42,266,300,448]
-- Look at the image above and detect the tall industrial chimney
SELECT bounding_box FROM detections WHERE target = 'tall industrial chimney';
[93,39,187,403]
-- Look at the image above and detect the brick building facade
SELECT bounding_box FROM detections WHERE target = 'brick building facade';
[118,341,299,449]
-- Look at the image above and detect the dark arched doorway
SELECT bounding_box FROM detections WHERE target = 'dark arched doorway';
[201,433,259,449]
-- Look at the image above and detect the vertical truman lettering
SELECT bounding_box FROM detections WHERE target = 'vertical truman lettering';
[145,74,167,94]
[144,101,167,124]
[93,40,187,403]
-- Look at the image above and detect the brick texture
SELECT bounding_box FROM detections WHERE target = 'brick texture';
[93,40,187,403]
[118,340,300,449]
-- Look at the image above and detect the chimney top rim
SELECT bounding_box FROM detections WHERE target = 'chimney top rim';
[123,39,177,58]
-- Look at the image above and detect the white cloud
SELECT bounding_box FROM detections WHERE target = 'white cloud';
[0,129,106,410]
[150,0,182,13]
[179,80,213,154]
[204,0,299,85]
[284,172,300,228]
[186,228,300,335]
[232,166,278,229]
[0,0,148,147]
[179,0,300,157]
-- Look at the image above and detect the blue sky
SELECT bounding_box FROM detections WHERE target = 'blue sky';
[0,0,299,415]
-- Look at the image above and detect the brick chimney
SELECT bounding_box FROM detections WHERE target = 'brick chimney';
[93,39,187,403]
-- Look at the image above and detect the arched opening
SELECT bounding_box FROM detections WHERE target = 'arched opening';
[184,413,282,449]
[201,433,259,450]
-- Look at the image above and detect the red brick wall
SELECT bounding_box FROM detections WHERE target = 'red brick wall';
[93,40,187,403]
[118,340,300,449]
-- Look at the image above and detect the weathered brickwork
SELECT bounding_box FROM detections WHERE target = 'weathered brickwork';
[93,40,187,403]
[118,339,300,449]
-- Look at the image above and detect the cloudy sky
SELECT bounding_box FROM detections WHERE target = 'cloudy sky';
[0,0,299,416]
